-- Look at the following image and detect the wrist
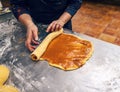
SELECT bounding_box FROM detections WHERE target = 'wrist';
[58,12,72,25]
[58,19,66,26]
[59,18,65,24]
[18,14,35,28]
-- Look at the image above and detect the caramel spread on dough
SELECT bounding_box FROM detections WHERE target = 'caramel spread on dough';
[41,33,93,70]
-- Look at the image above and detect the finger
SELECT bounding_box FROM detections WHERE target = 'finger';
[55,24,61,31]
[46,21,55,32]
[30,45,38,51]
[25,41,34,52]
[32,39,39,45]
[32,30,38,41]
[51,22,57,32]
[46,23,53,32]
[59,25,62,30]
[31,45,36,49]
[29,46,35,52]
[26,42,36,52]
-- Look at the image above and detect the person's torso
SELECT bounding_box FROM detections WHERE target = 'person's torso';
[26,0,68,24]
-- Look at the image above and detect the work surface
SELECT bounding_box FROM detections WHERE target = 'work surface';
[0,14,120,92]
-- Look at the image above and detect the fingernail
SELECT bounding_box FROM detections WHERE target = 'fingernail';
[35,38,38,40]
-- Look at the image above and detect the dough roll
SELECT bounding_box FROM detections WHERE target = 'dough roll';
[0,65,10,86]
[0,85,19,92]
[31,28,63,61]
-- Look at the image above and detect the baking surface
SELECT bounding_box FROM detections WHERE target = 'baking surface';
[0,15,120,92]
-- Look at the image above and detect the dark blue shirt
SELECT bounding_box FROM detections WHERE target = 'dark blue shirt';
[10,0,82,24]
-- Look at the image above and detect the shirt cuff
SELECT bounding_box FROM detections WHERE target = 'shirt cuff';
[11,7,30,19]
[65,6,78,16]
[65,1,82,16]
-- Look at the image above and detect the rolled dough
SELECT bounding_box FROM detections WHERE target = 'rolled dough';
[0,65,19,92]
[0,65,9,86]
[31,28,63,61]
[0,85,19,92]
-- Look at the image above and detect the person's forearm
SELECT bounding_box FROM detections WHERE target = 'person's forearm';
[18,14,34,28]
[58,12,72,24]
[46,12,72,32]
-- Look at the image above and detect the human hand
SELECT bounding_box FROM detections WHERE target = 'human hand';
[25,23,39,52]
[46,19,65,32]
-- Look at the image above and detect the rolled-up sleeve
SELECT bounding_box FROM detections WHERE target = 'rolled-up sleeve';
[65,0,82,16]
[10,0,30,19]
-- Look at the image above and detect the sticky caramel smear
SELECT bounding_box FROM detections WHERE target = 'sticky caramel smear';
[41,33,92,70]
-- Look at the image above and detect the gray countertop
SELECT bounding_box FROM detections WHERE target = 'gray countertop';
[0,14,120,92]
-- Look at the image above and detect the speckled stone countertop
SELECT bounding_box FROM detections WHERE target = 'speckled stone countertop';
[0,13,120,92]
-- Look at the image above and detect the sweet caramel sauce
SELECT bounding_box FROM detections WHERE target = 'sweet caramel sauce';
[41,33,92,70]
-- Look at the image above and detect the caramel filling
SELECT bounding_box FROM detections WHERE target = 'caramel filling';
[41,33,92,70]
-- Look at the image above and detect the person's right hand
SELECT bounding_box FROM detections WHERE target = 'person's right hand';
[25,23,39,52]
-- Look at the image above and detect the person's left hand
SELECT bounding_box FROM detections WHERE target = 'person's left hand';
[46,19,65,32]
